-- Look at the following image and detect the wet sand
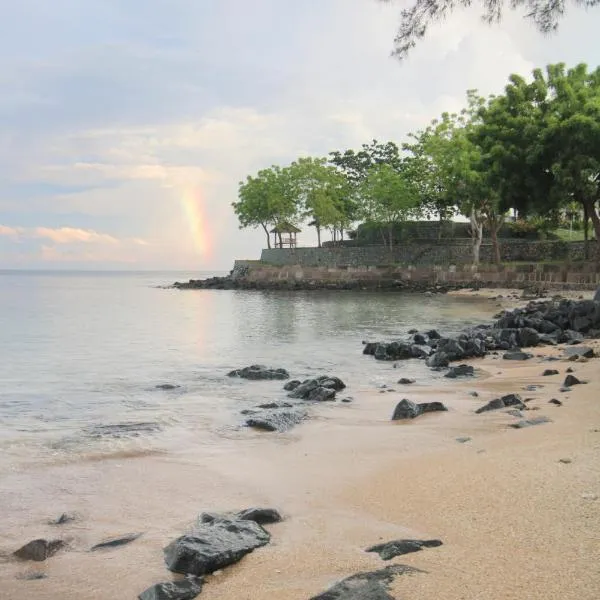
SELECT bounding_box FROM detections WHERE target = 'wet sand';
[1,339,599,598]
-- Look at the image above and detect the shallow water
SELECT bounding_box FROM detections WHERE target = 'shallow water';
[0,271,500,473]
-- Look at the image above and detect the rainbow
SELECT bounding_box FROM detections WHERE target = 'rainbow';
[180,187,211,257]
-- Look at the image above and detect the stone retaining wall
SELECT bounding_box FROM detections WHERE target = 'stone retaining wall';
[260,240,592,267]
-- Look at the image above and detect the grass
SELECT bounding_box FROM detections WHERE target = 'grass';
[551,228,595,242]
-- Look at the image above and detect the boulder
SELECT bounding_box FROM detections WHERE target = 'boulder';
[366,539,442,560]
[517,327,541,347]
[564,374,584,387]
[228,365,289,380]
[542,369,559,376]
[283,380,301,392]
[397,378,415,385]
[164,517,270,576]
[138,578,203,600]
[413,333,428,345]
[309,565,422,600]
[246,408,307,432]
[426,329,442,339]
[426,351,449,368]
[288,376,346,400]
[392,399,447,421]
[444,364,475,379]
[14,539,65,561]
[91,533,143,551]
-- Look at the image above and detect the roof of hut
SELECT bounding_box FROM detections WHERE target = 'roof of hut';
[270,221,301,234]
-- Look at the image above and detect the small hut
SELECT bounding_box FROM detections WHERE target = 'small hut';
[270,222,300,248]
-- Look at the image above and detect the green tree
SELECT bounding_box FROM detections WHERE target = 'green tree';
[378,0,598,61]
[233,166,298,248]
[329,140,403,184]
[357,162,420,249]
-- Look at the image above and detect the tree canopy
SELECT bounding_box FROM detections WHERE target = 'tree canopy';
[378,0,599,60]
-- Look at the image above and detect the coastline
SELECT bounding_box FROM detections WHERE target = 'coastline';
[1,294,599,598]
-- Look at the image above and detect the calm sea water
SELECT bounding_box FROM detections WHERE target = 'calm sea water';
[0,270,499,473]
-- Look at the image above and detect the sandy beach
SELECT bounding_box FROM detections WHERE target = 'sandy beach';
[1,295,599,599]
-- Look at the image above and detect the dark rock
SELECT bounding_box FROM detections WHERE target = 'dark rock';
[549,399,563,406]
[288,376,345,401]
[366,539,442,560]
[307,387,336,402]
[456,436,472,443]
[309,565,422,600]
[16,572,48,581]
[444,364,475,379]
[509,416,552,429]
[341,397,353,403]
[559,387,572,393]
[236,508,283,525]
[594,286,600,303]
[256,402,292,409]
[155,384,181,390]
[426,329,441,339]
[49,513,76,526]
[542,369,559,376]
[518,327,541,347]
[476,393,524,414]
[91,533,143,551]
[564,374,584,387]
[319,376,346,391]
[283,380,301,392]
[164,517,270,576]
[391,399,447,420]
[397,378,415,385]
[363,342,378,356]
[228,365,289,380]
[566,367,574,373]
[564,346,595,359]
[138,578,204,600]
[469,391,479,397]
[503,351,533,361]
[426,351,449,368]
[475,398,505,414]
[14,539,65,561]
[413,333,428,345]
[246,408,307,432]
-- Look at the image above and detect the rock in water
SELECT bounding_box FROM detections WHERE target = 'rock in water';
[309,565,423,600]
[91,533,143,551]
[228,365,290,380]
[283,380,301,391]
[155,384,181,390]
[138,578,203,600]
[14,539,65,561]
[164,517,270,576]
[366,539,442,560]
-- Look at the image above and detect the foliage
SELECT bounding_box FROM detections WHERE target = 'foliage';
[377,0,599,61]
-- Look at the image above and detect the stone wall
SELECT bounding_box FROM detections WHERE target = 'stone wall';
[260,241,592,267]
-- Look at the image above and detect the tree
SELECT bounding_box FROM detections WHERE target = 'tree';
[357,163,420,249]
[329,140,403,184]
[378,0,599,61]
[232,166,298,248]
[287,157,351,247]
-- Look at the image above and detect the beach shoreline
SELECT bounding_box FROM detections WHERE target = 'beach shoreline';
[1,296,599,599]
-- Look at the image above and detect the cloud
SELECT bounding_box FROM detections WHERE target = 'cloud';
[33,226,119,245]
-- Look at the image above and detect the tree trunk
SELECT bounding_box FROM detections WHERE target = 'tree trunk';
[388,224,394,251]
[278,232,283,248]
[583,204,590,260]
[582,197,600,255]
[316,225,321,248]
[470,208,483,266]
[262,223,271,249]
[490,226,501,265]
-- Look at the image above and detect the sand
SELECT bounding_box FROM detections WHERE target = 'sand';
[1,318,599,598]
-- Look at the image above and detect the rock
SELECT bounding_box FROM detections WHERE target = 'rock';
[307,387,337,402]
[476,393,524,414]
[509,415,552,429]
[391,399,447,420]
[456,437,472,443]
[283,380,301,392]
[87,422,162,438]
[523,384,542,391]
[91,533,143,551]
[366,539,442,560]
[246,408,307,432]
[564,374,584,387]
[49,513,76,526]
[506,409,524,418]
[566,367,574,373]
[309,565,423,600]
[256,402,292,409]
[542,369,559,376]
[341,397,353,403]
[138,578,204,600]
[426,329,441,339]
[559,387,572,393]
[559,458,572,464]
[503,351,533,361]
[549,398,563,406]
[236,508,283,525]
[397,378,415,385]
[288,376,345,401]
[164,517,270,576]
[155,384,181,390]
[564,346,595,359]
[426,351,449,368]
[413,333,428,345]
[407,328,418,334]
[319,376,346,391]
[469,391,479,397]
[518,327,541,347]
[228,365,289,380]
[594,286,600,302]
[14,540,65,562]
[16,572,48,580]
[444,364,475,378]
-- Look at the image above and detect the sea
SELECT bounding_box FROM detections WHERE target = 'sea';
[0,270,502,598]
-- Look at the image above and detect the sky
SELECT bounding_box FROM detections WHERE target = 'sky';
[1,0,599,271]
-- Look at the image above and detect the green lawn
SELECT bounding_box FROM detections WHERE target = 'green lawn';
[551,228,595,242]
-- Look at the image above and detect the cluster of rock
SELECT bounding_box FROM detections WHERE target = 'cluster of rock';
[230,367,348,432]
[364,298,600,370]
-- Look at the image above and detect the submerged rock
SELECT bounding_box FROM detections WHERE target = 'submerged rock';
[87,422,162,438]
[164,517,270,576]
[138,578,203,600]
[14,539,65,562]
[228,365,289,380]
[155,384,181,390]
[91,532,143,551]
[366,539,442,560]
[392,399,447,420]
[309,565,423,600]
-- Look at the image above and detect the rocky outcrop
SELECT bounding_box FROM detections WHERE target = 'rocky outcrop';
[14,539,65,561]
[309,565,423,600]
[138,578,203,600]
[392,399,448,420]
[228,365,289,380]
[366,539,442,560]
[164,517,270,576]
